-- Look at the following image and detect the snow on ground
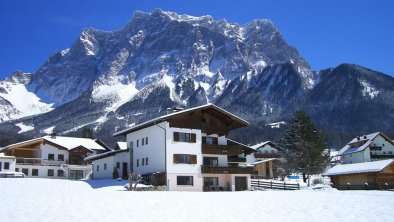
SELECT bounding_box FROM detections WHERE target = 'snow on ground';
[15,122,35,134]
[1,178,394,222]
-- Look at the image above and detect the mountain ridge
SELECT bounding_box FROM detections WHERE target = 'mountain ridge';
[0,9,393,148]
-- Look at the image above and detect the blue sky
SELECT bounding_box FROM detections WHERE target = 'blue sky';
[1,0,393,79]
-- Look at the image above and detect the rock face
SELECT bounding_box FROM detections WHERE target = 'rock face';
[0,9,393,147]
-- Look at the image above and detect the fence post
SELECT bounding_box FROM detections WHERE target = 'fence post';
[271,181,273,189]
[347,182,350,190]
[258,179,260,188]
[297,183,300,190]
[284,182,286,190]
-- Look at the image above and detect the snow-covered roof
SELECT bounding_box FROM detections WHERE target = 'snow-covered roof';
[2,136,107,151]
[116,142,127,150]
[250,141,277,150]
[113,103,249,136]
[247,158,277,166]
[323,159,394,176]
[84,149,128,161]
[44,136,107,151]
[337,132,389,156]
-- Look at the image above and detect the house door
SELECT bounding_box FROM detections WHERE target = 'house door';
[235,176,248,191]
[122,162,128,179]
[69,170,84,180]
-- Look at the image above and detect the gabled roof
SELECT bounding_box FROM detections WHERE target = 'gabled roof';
[227,139,256,155]
[84,149,128,162]
[1,136,107,152]
[113,103,249,137]
[323,159,394,176]
[250,141,278,150]
[337,132,394,156]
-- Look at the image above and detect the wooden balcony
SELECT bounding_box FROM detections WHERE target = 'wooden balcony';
[16,158,66,166]
[201,144,245,155]
[227,157,246,163]
[201,165,254,174]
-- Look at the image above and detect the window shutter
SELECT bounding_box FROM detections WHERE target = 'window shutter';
[173,154,181,163]
[191,155,197,164]
[174,132,180,142]
[191,133,196,143]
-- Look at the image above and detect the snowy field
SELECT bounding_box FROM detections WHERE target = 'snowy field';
[1,178,394,222]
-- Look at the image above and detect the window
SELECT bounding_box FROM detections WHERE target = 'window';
[58,154,64,161]
[129,141,134,149]
[203,157,218,166]
[4,162,10,170]
[173,154,197,164]
[145,137,148,145]
[142,138,145,146]
[15,168,19,172]
[142,158,145,166]
[271,150,275,154]
[58,170,64,177]
[96,165,99,172]
[137,159,139,167]
[137,140,139,147]
[383,144,385,147]
[173,132,196,143]
[32,169,38,176]
[177,176,193,186]
[264,150,268,154]
[202,136,218,145]
[48,169,54,177]
[350,154,352,157]
[48,154,54,160]
[22,168,29,176]
[116,162,120,169]
[104,163,107,170]
[204,177,219,187]
[146,157,149,166]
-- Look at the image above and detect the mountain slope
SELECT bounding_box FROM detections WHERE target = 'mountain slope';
[0,10,393,148]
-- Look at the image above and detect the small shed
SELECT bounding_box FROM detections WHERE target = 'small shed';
[324,159,394,190]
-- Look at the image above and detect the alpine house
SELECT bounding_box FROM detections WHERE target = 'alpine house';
[112,104,255,191]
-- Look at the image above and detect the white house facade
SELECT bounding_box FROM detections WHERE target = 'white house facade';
[85,142,131,179]
[0,135,109,179]
[0,153,16,173]
[337,132,394,164]
[114,104,255,191]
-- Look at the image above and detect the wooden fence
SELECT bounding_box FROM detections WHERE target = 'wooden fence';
[251,179,300,190]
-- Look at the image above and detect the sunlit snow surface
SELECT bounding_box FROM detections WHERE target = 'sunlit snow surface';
[1,178,394,222]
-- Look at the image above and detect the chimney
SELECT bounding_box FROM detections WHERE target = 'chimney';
[363,135,367,139]
[357,136,360,141]
[166,107,184,114]
[50,133,57,139]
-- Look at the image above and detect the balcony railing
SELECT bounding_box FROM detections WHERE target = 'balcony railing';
[227,157,246,163]
[201,144,245,155]
[16,158,66,166]
[201,165,254,174]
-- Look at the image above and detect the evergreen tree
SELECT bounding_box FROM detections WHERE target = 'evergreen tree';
[81,127,94,139]
[278,111,329,186]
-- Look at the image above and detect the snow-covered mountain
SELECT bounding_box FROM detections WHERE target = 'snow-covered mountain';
[0,9,393,147]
